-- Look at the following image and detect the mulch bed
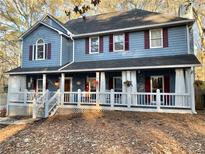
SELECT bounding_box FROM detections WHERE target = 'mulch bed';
[0,111,205,154]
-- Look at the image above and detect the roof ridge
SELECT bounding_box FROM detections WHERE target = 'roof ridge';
[65,8,187,24]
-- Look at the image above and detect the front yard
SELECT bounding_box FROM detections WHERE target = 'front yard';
[0,111,205,154]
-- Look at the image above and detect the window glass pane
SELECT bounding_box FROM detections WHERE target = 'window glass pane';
[113,77,122,92]
[114,35,124,51]
[151,39,162,47]
[37,44,44,59]
[90,37,99,53]
[151,29,162,47]
[151,29,161,39]
[37,39,44,44]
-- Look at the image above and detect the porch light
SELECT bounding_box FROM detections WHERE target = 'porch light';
[76,81,81,85]
[54,81,59,87]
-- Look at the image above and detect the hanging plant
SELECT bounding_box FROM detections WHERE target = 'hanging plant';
[123,80,132,87]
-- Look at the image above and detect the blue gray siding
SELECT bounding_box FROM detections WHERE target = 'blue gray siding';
[22,25,61,68]
[74,26,188,62]
[43,17,67,34]
[62,36,73,65]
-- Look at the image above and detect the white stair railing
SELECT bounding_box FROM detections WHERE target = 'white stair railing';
[45,89,61,117]
[32,90,49,119]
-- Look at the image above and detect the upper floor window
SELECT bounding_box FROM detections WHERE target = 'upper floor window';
[36,39,45,60]
[114,34,124,51]
[89,37,99,54]
[150,29,163,48]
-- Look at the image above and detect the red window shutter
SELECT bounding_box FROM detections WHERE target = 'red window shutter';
[29,45,33,61]
[109,34,113,52]
[99,36,103,53]
[163,28,168,48]
[47,43,51,59]
[144,30,150,49]
[125,32,129,51]
[145,76,151,92]
[45,44,48,59]
[164,76,170,92]
[85,38,89,54]
[109,77,113,90]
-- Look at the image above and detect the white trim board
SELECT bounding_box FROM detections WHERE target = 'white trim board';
[20,21,70,39]
[7,64,200,75]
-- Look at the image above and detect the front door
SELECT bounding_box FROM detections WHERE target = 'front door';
[64,78,72,103]
[151,76,164,102]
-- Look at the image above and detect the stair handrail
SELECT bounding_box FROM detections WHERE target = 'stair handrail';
[32,90,49,119]
[45,89,60,117]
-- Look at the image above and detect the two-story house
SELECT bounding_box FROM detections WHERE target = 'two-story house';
[7,9,200,118]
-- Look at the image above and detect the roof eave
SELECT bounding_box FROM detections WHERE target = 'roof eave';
[7,63,200,75]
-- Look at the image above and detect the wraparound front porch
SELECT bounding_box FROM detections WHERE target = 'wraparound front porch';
[7,67,196,117]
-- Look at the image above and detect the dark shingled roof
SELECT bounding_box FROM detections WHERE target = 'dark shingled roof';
[7,55,200,74]
[61,54,200,71]
[7,66,60,73]
[64,9,194,35]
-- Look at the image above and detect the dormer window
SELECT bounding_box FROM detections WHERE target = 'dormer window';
[36,39,45,60]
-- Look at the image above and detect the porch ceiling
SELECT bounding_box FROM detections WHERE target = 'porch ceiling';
[7,54,200,74]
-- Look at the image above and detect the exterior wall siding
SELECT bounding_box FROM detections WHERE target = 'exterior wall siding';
[44,17,67,34]
[62,36,73,65]
[22,25,61,68]
[74,26,188,62]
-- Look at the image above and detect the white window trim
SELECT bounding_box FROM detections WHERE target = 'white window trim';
[113,33,125,52]
[35,39,46,60]
[36,79,43,93]
[150,75,164,93]
[149,29,163,49]
[89,36,99,54]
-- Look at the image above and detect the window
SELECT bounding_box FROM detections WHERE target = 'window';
[114,34,124,51]
[87,77,97,92]
[113,77,122,92]
[36,39,45,60]
[150,29,163,48]
[36,79,43,93]
[90,37,99,53]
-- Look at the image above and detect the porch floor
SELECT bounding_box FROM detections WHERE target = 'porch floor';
[0,111,205,153]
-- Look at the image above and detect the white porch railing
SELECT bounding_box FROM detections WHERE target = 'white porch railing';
[7,89,192,118]
[62,89,191,109]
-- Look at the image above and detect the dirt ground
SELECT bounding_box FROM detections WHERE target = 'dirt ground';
[0,111,205,154]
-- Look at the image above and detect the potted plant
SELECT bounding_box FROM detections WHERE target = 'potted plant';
[123,80,132,87]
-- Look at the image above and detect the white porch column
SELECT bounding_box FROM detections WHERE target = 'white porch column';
[100,72,106,104]
[175,69,186,106]
[190,67,196,113]
[96,72,100,92]
[100,72,106,92]
[131,71,137,106]
[43,74,47,95]
[122,71,127,92]
[131,71,137,92]
[60,73,65,105]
